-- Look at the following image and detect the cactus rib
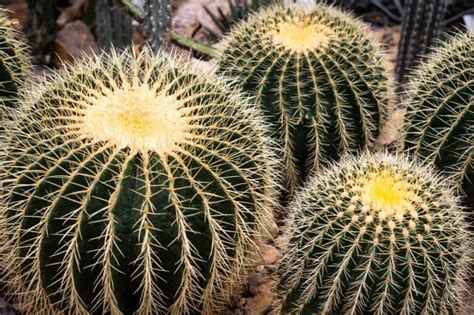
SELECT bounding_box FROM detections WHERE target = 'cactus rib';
[395,0,448,86]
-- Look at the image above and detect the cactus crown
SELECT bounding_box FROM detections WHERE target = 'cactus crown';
[81,74,186,154]
[0,49,278,314]
[0,7,31,110]
[270,17,335,52]
[359,167,412,215]
[218,4,390,193]
[403,32,473,200]
[278,152,471,314]
[223,4,373,54]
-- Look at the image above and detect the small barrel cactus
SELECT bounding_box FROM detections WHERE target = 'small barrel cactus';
[403,32,473,208]
[217,4,390,193]
[0,49,277,314]
[278,152,471,314]
[0,8,30,112]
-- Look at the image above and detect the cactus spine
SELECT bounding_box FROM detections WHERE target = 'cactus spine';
[144,0,172,52]
[0,49,277,314]
[403,32,473,208]
[217,4,390,193]
[0,8,30,113]
[277,152,471,314]
[395,0,448,86]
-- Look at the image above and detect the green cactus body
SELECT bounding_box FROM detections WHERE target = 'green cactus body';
[403,32,473,208]
[0,8,30,112]
[26,0,58,62]
[0,49,277,314]
[95,0,133,51]
[395,0,448,86]
[144,0,172,52]
[217,4,390,193]
[277,152,471,314]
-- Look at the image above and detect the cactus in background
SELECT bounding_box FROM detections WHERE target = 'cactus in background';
[278,152,471,314]
[0,49,278,314]
[325,0,358,9]
[395,0,448,87]
[144,0,172,52]
[403,32,473,209]
[25,0,58,63]
[95,0,133,51]
[0,8,30,114]
[217,4,390,194]
[203,0,276,41]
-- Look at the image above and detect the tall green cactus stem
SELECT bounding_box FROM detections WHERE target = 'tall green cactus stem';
[144,0,172,52]
[95,0,133,51]
[403,32,473,209]
[278,152,471,314]
[26,0,58,62]
[395,0,448,87]
[0,8,30,117]
[0,49,277,314]
[217,4,390,194]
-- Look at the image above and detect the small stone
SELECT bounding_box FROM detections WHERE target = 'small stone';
[6,0,28,27]
[268,220,279,239]
[52,20,99,66]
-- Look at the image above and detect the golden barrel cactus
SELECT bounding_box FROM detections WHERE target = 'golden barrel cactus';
[278,152,471,314]
[403,32,473,209]
[217,4,390,193]
[0,49,278,314]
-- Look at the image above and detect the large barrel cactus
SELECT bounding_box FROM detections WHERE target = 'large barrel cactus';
[0,8,30,112]
[403,32,473,208]
[0,49,277,314]
[278,152,471,314]
[217,4,390,193]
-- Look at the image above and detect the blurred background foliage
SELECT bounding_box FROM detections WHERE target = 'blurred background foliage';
[0,0,472,88]
[1,1,472,60]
